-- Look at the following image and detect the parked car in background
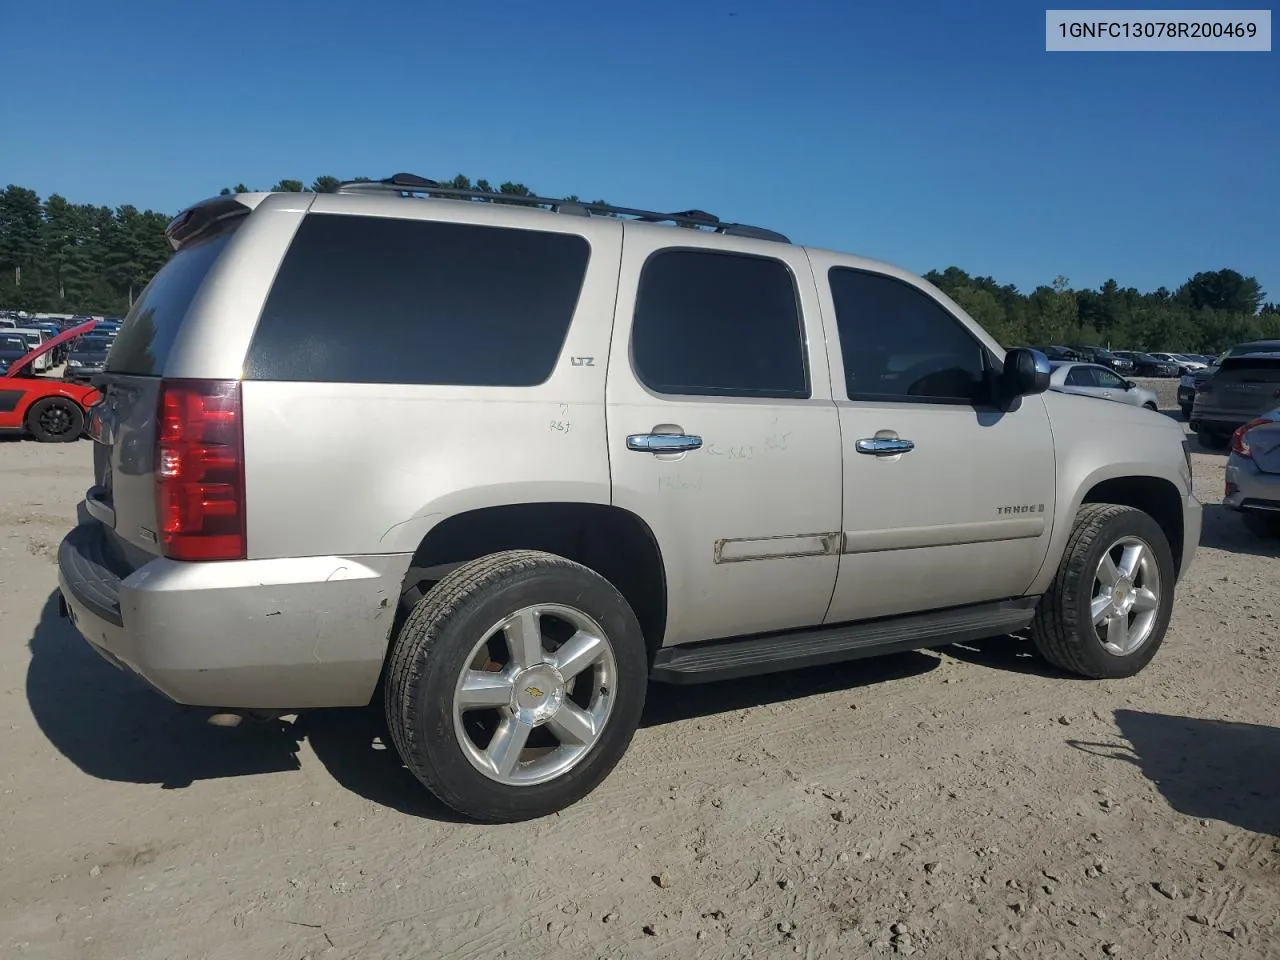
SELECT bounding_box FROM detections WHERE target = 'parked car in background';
[1048,362,1160,410]
[1112,351,1179,378]
[1177,372,1198,419]
[63,330,115,383]
[1032,344,1086,362]
[1224,408,1280,538]
[1076,346,1134,375]
[0,333,31,374]
[0,319,102,442]
[1190,347,1280,448]
[1178,344,1279,420]
[1150,352,1205,375]
[10,328,54,373]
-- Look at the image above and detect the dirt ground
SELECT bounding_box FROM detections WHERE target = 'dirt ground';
[1,381,1277,960]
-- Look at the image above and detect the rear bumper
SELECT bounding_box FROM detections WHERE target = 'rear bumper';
[1224,456,1280,513]
[57,522,410,709]
[1189,415,1250,436]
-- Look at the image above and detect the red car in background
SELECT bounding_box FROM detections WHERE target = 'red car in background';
[0,319,103,442]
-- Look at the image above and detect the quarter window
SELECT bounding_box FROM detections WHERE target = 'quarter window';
[631,249,809,399]
[245,214,590,385]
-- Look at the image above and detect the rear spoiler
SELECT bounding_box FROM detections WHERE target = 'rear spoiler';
[165,193,273,250]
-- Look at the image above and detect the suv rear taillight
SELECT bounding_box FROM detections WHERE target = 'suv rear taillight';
[156,379,246,561]
[1229,417,1275,459]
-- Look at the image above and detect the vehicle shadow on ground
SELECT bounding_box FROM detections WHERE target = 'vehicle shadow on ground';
[25,589,472,820]
[1069,709,1280,837]
[26,591,308,789]
[26,588,940,820]
[938,633,1070,677]
[639,651,939,726]
[1199,502,1279,558]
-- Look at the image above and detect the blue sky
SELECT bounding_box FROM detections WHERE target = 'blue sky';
[3,0,1277,299]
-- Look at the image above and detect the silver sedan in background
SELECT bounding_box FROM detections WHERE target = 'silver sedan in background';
[1048,362,1161,411]
[1224,408,1280,538]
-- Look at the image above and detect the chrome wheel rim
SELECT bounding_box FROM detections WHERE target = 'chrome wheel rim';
[452,603,617,786]
[1091,536,1161,656]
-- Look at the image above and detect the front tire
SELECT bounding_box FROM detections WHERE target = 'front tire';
[385,550,648,822]
[26,397,83,443]
[1031,504,1175,679]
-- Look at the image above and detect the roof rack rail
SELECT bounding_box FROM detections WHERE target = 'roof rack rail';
[334,173,790,243]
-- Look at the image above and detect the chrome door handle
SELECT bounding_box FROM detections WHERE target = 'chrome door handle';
[855,437,915,456]
[627,433,703,454]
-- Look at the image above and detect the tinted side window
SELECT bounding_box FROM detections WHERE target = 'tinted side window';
[244,214,590,385]
[106,227,237,376]
[828,268,990,403]
[631,249,808,399]
[1064,366,1096,387]
[1095,368,1127,389]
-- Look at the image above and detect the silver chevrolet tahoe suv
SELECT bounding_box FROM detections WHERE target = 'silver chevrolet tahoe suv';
[58,174,1202,822]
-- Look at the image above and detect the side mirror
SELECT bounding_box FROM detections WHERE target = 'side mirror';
[999,348,1050,406]
[1125,379,1137,390]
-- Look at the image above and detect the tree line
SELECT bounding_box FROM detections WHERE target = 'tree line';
[2,178,1275,353]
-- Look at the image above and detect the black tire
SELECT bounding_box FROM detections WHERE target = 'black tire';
[1143,401,1158,411]
[1197,428,1227,450]
[1031,503,1175,679]
[26,397,84,443]
[385,549,648,822]
[1241,511,1280,539]
[1180,405,1192,421]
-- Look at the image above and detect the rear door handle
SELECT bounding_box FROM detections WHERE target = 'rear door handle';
[855,437,915,456]
[627,433,703,454]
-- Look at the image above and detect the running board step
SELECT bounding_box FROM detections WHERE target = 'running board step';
[649,598,1039,684]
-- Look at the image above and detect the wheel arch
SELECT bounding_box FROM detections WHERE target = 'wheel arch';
[390,501,668,664]
[1030,465,1189,595]
[22,388,92,436]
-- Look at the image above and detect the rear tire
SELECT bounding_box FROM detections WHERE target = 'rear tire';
[26,397,83,443]
[385,550,648,822]
[1241,512,1280,539]
[1031,504,1175,679]
[1180,405,1192,420]
[1143,402,1158,411]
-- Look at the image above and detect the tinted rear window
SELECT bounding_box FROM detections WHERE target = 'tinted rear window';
[1217,357,1280,381]
[243,214,591,385]
[106,227,238,376]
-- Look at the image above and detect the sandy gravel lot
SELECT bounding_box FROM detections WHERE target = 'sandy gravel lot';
[1,383,1277,960]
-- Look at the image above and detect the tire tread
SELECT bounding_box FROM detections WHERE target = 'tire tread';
[385,549,624,820]
[1032,503,1140,677]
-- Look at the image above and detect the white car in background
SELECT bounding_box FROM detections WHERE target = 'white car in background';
[10,328,52,372]
[1150,352,1206,374]
[1048,361,1160,410]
